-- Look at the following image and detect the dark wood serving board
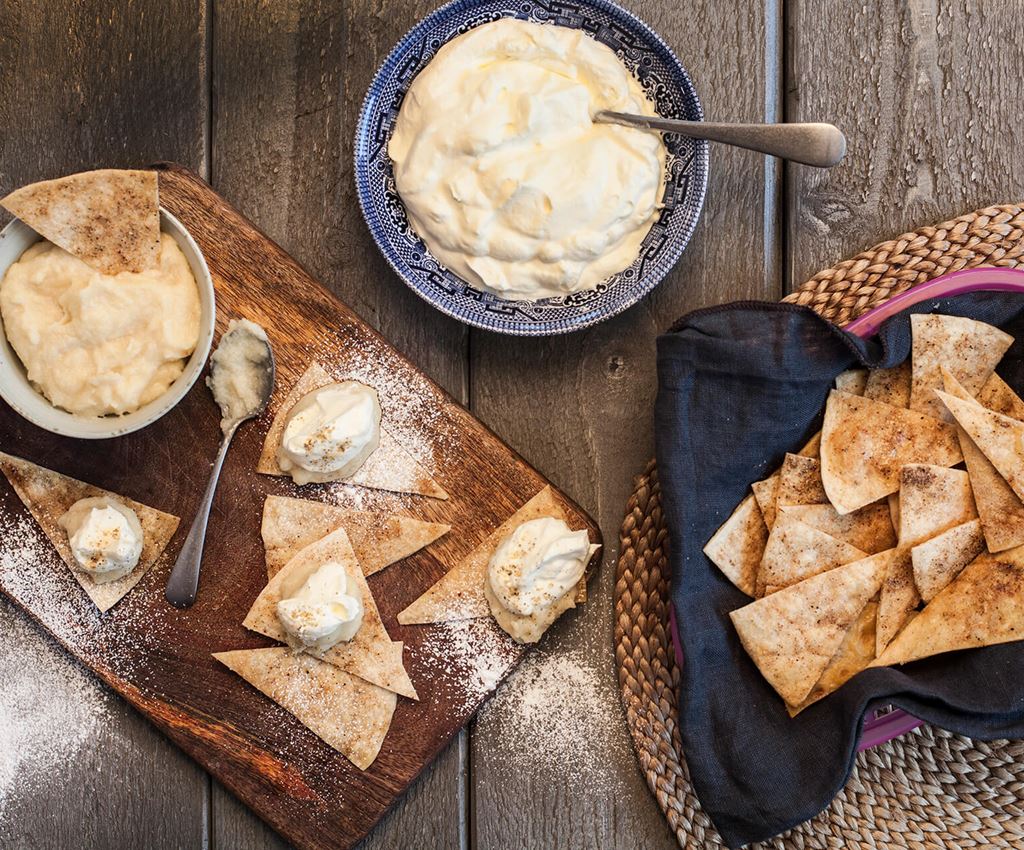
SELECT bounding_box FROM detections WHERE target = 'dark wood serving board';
[0,165,601,850]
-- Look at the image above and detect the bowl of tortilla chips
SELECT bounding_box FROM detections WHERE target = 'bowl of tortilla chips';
[705,273,1024,721]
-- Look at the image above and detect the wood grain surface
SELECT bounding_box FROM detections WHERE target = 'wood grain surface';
[2,1,1020,849]
[0,165,600,850]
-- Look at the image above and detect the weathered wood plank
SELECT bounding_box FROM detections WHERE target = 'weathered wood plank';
[209,2,467,847]
[786,0,1024,291]
[467,0,783,847]
[0,2,210,848]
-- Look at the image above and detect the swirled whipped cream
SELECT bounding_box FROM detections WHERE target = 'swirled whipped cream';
[388,18,666,300]
[58,497,144,583]
[276,560,365,652]
[277,381,382,485]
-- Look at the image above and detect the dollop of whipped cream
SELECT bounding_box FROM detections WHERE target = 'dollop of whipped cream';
[277,381,382,485]
[487,516,591,617]
[388,18,666,300]
[58,497,144,584]
[276,560,364,652]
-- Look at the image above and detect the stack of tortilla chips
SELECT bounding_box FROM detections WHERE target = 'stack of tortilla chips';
[215,495,449,769]
[706,314,1024,715]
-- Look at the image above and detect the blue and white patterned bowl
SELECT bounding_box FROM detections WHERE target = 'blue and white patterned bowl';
[354,0,708,336]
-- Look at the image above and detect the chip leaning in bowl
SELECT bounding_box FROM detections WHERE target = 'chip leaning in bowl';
[704,313,1024,715]
[0,169,201,416]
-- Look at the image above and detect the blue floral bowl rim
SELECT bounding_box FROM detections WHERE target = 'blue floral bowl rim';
[353,0,710,336]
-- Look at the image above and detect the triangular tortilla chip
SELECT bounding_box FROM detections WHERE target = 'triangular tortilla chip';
[751,477,778,532]
[874,549,1024,667]
[730,552,885,706]
[864,362,911,407]
[778,502,895,554]
[756,512,867,595]
[909,314,1013,420]
[0,451,179,612]
[897,464,976,548]
[776,454,827,508]
[703,495,767,596]
[244,527,417,699]
[261,495,449,579]
[213,647,395,770]
[978,372,1024,420]
[821,390,962,514]
[398,486,593,624]
[787,598,878,716]
[1,169,159,274]
[937,390,1024,503]
[750,432,822,534]
[942,369,1024,552]
[835,369,867,396]
[876,548,917,654]
[257,363,448,499]
[888,494,900,531]
[912,518,985,603]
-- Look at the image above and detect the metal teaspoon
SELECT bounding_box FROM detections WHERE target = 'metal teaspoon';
[594,111,847,168]
[165,321,276,608]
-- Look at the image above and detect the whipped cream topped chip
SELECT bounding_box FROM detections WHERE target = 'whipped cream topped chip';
[276,559,365,652]
[258,362,448,499]
[58,497,144,584]
[0,451,179,611]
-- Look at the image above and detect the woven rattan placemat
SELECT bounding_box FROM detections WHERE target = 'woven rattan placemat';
[614,204,1024,848]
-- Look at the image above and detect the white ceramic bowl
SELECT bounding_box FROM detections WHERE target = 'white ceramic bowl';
[0,209,216,439]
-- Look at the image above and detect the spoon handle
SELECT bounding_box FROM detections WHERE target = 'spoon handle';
[165,424,237,608]
[596,112,847,168]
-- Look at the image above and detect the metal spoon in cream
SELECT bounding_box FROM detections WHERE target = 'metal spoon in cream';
[165,319,275,608]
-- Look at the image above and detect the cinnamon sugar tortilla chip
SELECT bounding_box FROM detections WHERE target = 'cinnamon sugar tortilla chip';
[258,363,448,500]
[787,598,878,716]
[912,518,985,603]
[756,512,867,595]
[863,362,911,407]
[776,454,827,508]
[213,647,395,770]
[704,495,767,596]
[751,478,779,532]
[244,527,417,699]
[874,548,1024,667]
[397,486,594,625]
[1,169,159,274]
[820,390,961,514]
[909,314,1012,420]
[750,432,821,533]
[876,548,918,654]
[730,553,885,706]
[897,464,977,549]
[888,494,900,532]
[0,451,179,612]
[261,495,449,579]
[938,390,1024,503]
[942,369,1024,552]
[978,372,1024,420]
[835,369,867,396]
[777,502,895,554]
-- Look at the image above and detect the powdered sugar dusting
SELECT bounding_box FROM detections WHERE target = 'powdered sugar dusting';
[0,597,111,830]
[479,647,631,789]
[413,618,518,713]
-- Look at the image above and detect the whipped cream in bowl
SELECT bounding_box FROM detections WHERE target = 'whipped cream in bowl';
[276,381,382,485]
[389,18,666,302]
[356,1,707,334]
[484,516,599,643]
[58,496,145,584]
[276,559,365,652]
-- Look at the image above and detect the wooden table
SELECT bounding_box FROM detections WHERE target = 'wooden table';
[2,2,1023,847]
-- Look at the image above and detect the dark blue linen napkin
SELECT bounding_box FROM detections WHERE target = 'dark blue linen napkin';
[654,292,1024,848]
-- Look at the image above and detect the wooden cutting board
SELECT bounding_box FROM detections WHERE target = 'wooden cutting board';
[0,164,601,850]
